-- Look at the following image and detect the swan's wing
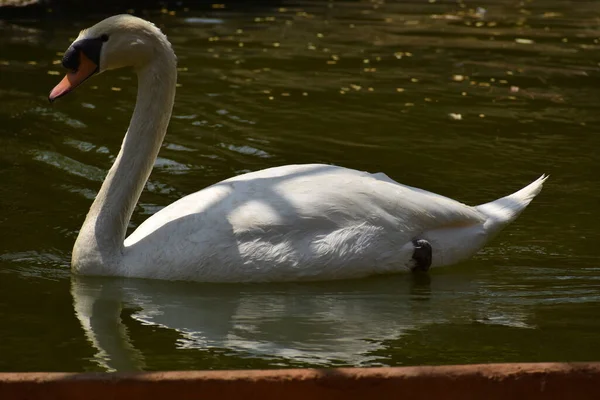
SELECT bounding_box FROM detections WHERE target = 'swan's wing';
[123,164,486,280]
[370,172,398,184]
[369,170,486,225]
[127,164,484,245]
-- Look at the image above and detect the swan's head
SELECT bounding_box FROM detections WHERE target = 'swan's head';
[49,14,173,102]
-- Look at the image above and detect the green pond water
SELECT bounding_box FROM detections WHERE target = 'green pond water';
[1,0,599,372]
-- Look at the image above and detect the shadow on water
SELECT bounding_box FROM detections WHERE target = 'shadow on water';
[0,0,286,19]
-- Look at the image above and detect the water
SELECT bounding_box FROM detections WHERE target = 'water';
[1,0,599,372]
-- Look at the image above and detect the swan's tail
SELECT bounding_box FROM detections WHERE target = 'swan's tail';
[475,174,548,234]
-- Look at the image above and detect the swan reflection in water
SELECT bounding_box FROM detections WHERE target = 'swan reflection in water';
[70,273,532,371]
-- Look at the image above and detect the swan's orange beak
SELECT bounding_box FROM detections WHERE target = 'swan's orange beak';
[49,52,98,102]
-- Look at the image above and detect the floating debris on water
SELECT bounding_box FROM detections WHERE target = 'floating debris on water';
[515,38,534,44]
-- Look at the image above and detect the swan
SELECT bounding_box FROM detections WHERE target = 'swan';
[49,15,547,282]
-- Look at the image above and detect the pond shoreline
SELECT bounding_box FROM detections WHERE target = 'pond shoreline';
[1,363,599,399]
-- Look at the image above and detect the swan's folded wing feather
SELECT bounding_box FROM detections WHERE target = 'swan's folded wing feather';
[126,164,485,248]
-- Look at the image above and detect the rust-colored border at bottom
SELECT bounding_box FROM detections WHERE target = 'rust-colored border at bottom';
[1,363,599,400]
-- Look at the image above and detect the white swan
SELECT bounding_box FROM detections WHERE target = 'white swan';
[49,15,547,282]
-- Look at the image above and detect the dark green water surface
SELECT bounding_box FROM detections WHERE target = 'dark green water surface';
[1,0,599,372]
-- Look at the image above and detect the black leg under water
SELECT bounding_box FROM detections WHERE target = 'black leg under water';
[411,239,432,273]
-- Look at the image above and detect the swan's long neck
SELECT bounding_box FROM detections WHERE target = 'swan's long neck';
[72,42,177,275]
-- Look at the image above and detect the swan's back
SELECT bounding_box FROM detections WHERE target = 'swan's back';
[123,164,484,281]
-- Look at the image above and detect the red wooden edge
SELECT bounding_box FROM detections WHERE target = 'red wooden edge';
[1,363,599,400]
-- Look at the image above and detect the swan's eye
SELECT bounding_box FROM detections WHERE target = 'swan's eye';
[100,34,109,42]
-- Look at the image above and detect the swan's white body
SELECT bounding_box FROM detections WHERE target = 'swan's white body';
[58,15,546,283]
[120,164,546,282]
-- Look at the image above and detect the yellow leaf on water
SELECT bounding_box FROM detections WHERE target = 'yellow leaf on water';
[515,38,534,44]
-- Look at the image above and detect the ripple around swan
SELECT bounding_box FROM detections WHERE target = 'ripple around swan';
[69,273,561,370]
[31,150,106,181]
